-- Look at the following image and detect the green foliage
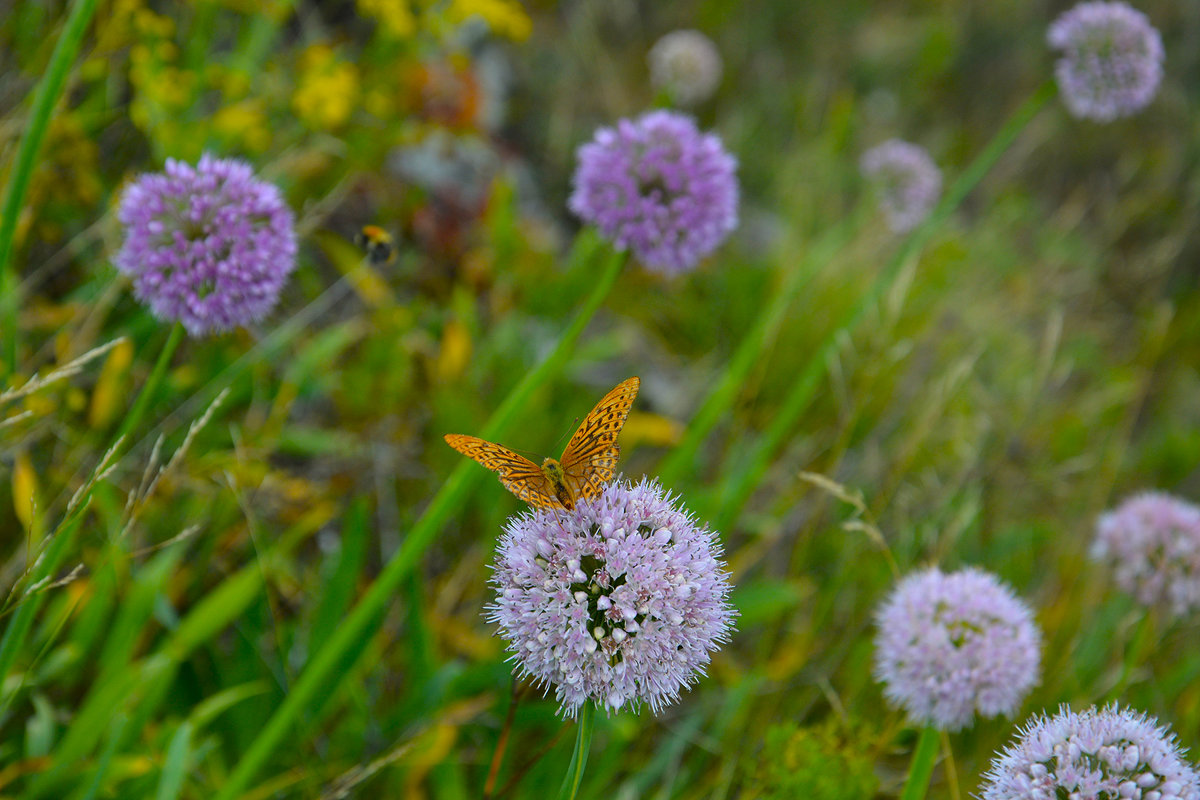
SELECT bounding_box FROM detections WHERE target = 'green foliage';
[0,0,1197,797]
[740,720,880,800]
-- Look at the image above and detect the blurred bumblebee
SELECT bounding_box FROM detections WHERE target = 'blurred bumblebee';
[355,225,397,266]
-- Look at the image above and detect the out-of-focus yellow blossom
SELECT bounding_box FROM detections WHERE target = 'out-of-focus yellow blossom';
[448,0,531,40]
[213,99,271,153]
[13,114,103,243]
[358,0,417,38]
[292,45,360,130]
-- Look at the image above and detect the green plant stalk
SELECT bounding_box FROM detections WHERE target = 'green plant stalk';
[556,702,595,800]
[710,81,1055,533]
[0,0,101,374]
[901,726,941,800]
[113,322,184,448]
[0,511,86,714]
[655,209,866,488]
[213,248,626,800]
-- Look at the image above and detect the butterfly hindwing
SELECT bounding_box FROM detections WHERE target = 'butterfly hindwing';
[443,434,560,509]
[560,377,640,502]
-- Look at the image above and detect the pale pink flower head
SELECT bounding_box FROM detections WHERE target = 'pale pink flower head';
[873,567,1041,731]
[487,477,735,717]
[981,704,1200,800]
[1093,492,1200,617]
[1048,1,1164,122]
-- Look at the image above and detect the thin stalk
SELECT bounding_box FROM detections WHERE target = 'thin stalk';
[710,81,1055,532]
[1108,610,1157,701]
[484,681,522,799]
[213,248,626,800]
[0,0,101,374]
[113,323,184,448]
[655,209,865,488]
[900,726,940,800]
[556,702,595,800]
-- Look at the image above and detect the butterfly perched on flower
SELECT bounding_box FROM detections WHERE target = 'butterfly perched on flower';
[444,377,640,509]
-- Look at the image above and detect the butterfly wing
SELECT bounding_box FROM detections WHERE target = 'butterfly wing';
[443,434,560,509]
[559,377,640,502]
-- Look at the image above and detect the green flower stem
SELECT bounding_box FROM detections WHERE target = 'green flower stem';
[709,81,1055,533]
[655,209,865,488]
[0,0,101,375]
[213,247,625,800]
[1109,610,1157,701]
[901,726,941,800]
[556,702,595,800]
[113,323,184,450]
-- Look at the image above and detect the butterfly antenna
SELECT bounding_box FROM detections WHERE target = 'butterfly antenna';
[551,417,580,452]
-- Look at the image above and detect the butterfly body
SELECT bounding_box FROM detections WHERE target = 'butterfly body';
[444,377,640,509]
[539,458,575,508]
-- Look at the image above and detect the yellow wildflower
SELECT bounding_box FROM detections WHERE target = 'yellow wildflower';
[213,99,272,153]
[292,45,360,130]
[358,0,417,39]
[448,0,531,40]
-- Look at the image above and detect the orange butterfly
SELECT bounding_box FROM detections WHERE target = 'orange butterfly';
[444,377,640,509]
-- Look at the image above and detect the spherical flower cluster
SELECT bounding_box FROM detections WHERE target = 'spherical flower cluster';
[860,139,942,234]
[873,567,1041,731]
[1047,1,1164,122]
[1093,492,1200,617]
[648,30,723,106]
[115,154,297,336]
[981,704,1200,800]
[487,477,736,717]
[568,110,739,276]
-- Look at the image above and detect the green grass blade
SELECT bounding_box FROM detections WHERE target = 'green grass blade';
[900,726,940,800]
[155,721,193,800]
[212,246,626,800]
[0,0,101,374]
[656,210,865,487]
[710,82,1055,533]
[556,702,594,800]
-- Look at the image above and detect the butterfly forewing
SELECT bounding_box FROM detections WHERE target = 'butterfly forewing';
[560,377,640,501]
[443,434,560,509]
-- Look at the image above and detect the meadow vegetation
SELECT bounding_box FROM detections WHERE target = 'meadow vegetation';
[0,1,1197,797]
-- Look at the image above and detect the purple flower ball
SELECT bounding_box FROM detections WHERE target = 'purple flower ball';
[487,477,736,717]
[981,704,1200,800]
[568,110,739,276]
[115,154,298,336]
[873,567,1041,731]
[1048,1,1164,122]
[860,139,942,234]
[1093,492,1200,617]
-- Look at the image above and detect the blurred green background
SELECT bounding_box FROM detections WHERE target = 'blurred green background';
[1,0,1198,797]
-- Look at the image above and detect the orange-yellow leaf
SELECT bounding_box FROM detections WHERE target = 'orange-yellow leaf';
[88,338,135,428]
[436,319,472,382]
[12,451,38,532]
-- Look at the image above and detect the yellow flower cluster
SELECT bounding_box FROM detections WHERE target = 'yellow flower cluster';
[357,0,417,38]
[292,45,361,131]
[357,0,531,41]
[448,0,531,41]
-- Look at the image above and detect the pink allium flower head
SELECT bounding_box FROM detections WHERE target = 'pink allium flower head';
[648,30,723,106]
[487,477,736,717]
[860,139,942,234]
[115,154,297,336]
[1048,1,1164,122]
[568,110,739,276]
[873,567,1041,731]
[981,704,1200,800]
[1093,492,1200,617]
